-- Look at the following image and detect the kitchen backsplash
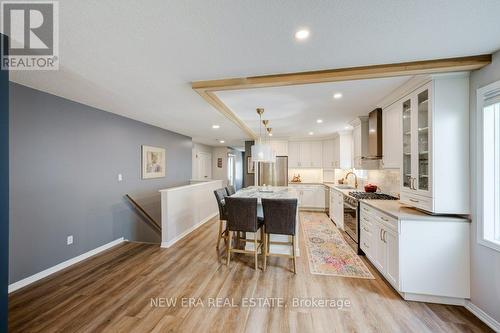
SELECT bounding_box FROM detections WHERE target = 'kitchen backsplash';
[289,168,323,183]
[334,169,401,196]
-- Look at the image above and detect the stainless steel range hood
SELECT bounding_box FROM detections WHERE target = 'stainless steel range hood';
[365,108,382,160]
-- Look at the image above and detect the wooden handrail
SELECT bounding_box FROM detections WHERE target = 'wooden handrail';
[125,194,161,234]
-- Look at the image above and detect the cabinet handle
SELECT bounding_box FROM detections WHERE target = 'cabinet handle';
[363,227,369,232]
[363,242,370,249]
[362,217,369,222]
[380,229,383,241]
[409,198,419,203]
[380,216,389,222]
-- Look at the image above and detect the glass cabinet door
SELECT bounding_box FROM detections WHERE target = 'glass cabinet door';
[402,98,412,189]
[417,89,429,191]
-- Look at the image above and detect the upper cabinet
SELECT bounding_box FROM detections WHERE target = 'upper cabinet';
[382,102,402,169]
[270,140,288,156]
[288,141,322,168]
[398,74,469,214]
[322,139,335,169]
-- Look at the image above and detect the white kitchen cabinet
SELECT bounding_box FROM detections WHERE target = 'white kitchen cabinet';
[360,202,470,304]
[288,141,322,168]
[322,139,335,169]
[288,142,300,167]
[399,74,469,214]
[329,188,344,229]
[382,102,402,169]
[289,184,325,210]
[333,132,352,169]
[270,140,288,156]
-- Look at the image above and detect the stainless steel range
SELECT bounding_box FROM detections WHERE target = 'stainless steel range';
[343,191,398,254]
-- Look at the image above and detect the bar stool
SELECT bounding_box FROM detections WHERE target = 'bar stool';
[213,188,229,249]
[226,185,236,196]
[261,198,298,273]
[224,197,264,270]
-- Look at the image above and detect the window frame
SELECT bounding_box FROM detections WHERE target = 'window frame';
[476,80,500,252]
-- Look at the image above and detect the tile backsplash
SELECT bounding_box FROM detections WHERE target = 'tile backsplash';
[289,168,323,183]
[334,169,401,196]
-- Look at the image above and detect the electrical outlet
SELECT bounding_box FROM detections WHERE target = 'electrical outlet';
[118,174,123,182]
[67,235,73,245]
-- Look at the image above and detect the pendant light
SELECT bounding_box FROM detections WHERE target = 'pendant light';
[251,108,273,163]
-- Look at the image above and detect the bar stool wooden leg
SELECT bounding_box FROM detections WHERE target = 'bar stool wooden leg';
[263,233,268,271]
[216,219,223,249]
[226,231,232,266]
[292,235,297,274]
[254,235,258,270]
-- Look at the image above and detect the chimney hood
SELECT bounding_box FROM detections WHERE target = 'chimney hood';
[365,108,382,160]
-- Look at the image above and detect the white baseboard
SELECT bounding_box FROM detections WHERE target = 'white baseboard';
[8,237,125,293]
[401,292,466,306]
[161,212,218,248]
[465,300,500,332]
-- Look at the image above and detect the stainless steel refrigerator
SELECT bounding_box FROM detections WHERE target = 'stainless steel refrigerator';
[258,156,288,186]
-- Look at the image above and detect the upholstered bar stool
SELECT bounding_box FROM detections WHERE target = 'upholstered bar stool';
[224,197,264,270]
[214,188,229,250]
[261,198,299,273]
[225,185,236,196]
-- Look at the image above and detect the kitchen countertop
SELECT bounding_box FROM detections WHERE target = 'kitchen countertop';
[360,199,469,222]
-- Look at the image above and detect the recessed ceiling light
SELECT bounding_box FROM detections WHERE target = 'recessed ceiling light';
[316,119,323,124]
[344,125,352,130]
[333,92,343,99]
[219,140,225,143]
[309,131,314,136]
[295,29,310,41]
[212,125,220,129]
[269,133,273,136]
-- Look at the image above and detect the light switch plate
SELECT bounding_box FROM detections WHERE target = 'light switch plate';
[67,235,73,245]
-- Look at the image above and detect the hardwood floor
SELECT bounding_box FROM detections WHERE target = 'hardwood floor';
[9,212,491,332]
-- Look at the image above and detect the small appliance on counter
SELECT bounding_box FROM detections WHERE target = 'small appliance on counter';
[290,174,301,183]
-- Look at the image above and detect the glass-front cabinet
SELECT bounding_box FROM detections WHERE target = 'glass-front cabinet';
[402,98,412,191]
[400,83,431,197]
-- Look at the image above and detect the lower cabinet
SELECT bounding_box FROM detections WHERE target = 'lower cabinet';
[329,188,344,229]
[290,185,326,210]
[360,202,470,304]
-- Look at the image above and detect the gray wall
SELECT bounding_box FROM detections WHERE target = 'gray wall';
[469,50,500,323]
[9,83,192,284]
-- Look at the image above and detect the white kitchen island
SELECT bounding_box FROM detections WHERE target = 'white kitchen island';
[231,186,300,256]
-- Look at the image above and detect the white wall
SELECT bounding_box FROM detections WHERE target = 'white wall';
[469,50,500,323]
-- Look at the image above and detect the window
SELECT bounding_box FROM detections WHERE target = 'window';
[477,80,500,252]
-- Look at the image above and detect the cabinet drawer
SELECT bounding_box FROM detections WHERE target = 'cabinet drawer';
[400,192,432,212]
[360,235,372,254]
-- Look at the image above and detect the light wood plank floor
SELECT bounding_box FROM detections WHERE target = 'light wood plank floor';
[9,212,491,332]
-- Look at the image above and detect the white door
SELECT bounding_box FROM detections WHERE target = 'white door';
[197,152,212,180]
[372,222,386,272]
[310,142,323,168]
[300,142,312,167]
[322,140,334,168]
[384,228,399,288]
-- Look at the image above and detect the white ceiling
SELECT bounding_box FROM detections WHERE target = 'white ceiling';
[215,76,412,139]
[9,0,500,147]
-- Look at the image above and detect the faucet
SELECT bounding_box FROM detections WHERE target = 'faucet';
[343,171,358,188]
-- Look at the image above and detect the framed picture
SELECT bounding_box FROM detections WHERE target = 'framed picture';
[247,156,255,174]
[142,145,166,179]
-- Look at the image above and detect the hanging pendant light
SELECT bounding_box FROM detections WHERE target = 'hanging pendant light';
[251,108,273,163]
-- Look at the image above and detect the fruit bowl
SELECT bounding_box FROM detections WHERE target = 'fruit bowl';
[364,184,378,193]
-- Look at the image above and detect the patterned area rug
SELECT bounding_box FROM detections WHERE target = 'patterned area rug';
[302,212,374,279]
